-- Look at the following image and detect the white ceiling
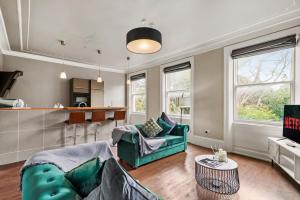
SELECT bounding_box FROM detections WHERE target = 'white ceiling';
[0,0,299,70]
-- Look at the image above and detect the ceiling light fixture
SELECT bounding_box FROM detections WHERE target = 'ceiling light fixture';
[97,49,103,83]
[60,70,67,79]
[126,19,162,54]
[126,56,131,85]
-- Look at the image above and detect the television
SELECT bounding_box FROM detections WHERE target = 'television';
[283,105,300,144]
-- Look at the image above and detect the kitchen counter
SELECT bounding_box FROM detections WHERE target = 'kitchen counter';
[0,106,127,165]
[0,106,126,111]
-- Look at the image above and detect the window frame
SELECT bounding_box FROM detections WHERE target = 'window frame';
[128,71,147,115]
[161,58,193,119]
[233,48,296,125]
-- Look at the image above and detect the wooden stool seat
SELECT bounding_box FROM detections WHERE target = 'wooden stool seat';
[65,112,86,145]
[87,111,106,141]
[108,110,126,127]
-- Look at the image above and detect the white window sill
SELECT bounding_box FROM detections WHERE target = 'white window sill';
[233,120,282,128]
[168,115,191,120]
[130,112,146,116]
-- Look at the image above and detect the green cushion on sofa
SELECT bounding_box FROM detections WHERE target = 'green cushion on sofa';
[65,158,103,198]
[156,118,173,137]
[164,135,184,146]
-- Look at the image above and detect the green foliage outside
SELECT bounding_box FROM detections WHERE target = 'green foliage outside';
[238,105,280,121]
[238,87,290,122]
[134,96,146,113]
[169,100,180,115]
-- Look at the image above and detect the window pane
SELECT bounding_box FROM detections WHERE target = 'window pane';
[132,79,145,94]
[166,91,191,115]
[133,95,146,113]
[166,69,191,91]
[236,48,292,85]
[235,84,291,122]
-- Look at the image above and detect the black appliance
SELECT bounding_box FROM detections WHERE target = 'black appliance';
[283,105,300,144]
[0,71,23,97]
[72,93,90,107]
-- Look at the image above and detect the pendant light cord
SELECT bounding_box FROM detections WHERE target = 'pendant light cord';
[97,49,102,76]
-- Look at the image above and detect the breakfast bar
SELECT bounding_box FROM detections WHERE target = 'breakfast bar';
[0,106,126,165]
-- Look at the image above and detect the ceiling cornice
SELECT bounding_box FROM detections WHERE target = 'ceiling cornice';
[17,0,23,51]
[0,8,11,51]
[2,50,126,74]
[128,8,300,73]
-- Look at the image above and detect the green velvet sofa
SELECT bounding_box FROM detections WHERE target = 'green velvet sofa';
[117,123,190,168]
[22,163,81,200]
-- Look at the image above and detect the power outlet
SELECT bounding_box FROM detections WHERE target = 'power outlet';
[204,130,210,134]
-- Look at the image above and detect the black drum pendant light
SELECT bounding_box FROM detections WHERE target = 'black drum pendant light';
[126,20,162,54]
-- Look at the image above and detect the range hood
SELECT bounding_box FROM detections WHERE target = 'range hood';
[0,71,23,97]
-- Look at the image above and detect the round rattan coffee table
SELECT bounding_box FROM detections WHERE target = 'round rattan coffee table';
[195,155,240,195]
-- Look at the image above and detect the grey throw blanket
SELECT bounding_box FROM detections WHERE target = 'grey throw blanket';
[112,125,166,156]
[100,158,159,200]
[20,141,114,190]
[84,158,160,200]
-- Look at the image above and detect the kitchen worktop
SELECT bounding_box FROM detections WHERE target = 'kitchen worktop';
[0,106,126,111]
[0,106,127,166]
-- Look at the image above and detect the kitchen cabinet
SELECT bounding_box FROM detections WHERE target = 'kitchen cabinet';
[91,80,104,107]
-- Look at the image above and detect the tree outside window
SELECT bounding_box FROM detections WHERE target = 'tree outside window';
[165,69,191,116]
[131,78,146,113]
[234,48,294,123]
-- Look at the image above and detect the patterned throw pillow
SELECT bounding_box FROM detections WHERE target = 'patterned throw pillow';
[142,118,163,137]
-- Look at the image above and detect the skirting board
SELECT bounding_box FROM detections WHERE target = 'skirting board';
[188,134,224,149]
[188,135,270,162]
[232,146,270,162]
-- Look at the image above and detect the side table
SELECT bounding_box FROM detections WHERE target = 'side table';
[195,155,240,195]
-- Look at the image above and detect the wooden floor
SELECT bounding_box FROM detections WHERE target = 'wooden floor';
[0,144,299,200]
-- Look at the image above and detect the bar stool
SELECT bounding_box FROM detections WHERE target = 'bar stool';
[108,110,126,127]
[64,112,85,145]
[87,111,106,141]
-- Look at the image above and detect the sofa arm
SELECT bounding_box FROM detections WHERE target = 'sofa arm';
[119,132,139,144]
[170,124,190,136]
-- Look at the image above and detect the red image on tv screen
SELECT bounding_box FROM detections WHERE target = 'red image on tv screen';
[283,105,300,144]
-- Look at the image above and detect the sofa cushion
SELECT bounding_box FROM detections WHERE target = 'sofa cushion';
[142,118,163,137]
[22,164,81,200]
[161,112,176,132]
[156,118,173,137]
[100,158,160,200]
[65,158,103,198]
[163,135,184,146]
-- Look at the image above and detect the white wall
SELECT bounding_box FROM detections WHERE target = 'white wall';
[3,55,125,107]
[193,49,224,140]
[0,52,3,70]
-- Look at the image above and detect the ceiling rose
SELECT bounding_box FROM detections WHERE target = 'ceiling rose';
[126,26,162,54]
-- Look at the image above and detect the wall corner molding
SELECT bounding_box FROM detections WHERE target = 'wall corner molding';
[2,50,126,74]
[0,8,11,51]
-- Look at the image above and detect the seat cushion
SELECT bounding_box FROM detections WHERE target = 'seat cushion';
[22,164,80,200]
[65,158,103,198]
[163,135,184,146]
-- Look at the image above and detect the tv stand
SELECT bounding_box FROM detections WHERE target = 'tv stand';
[268,137,300,184]
[286,141,297,147]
